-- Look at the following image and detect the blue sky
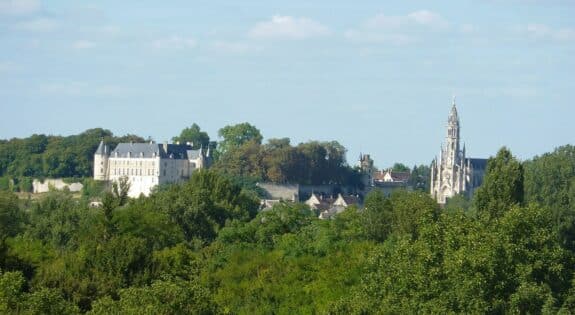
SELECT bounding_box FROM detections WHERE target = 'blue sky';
[1,0,574,168]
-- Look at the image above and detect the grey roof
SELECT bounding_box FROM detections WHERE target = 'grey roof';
[95,140,108,155]
[109,142,203,160]
[467,158,488,170]
[187,149,203,160]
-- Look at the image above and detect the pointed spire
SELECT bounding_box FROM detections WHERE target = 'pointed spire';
[95,138,106,155]
[449,96,458,121]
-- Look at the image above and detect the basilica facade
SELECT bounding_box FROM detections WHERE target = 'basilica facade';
[430,99,487,205]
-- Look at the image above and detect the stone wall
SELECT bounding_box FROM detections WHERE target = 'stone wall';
[32,179,83,194]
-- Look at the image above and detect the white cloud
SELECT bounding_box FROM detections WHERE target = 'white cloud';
[0,0,40,15]
[344,30,413,45]
[152,35,197,49]
[72,40,96,49]
[13,18,59,32]
[363,10,448,30]
[248,15,330,40]
[209,41,262,54]
[408,10,449,28]
[526,23,575,41]
[345,10,449,44]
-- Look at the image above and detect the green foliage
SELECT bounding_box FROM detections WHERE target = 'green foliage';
[0,128,144,178]
[172,123,210,149]
[1,270,79,314]
[0,144,574,314]
[391,162,410,172]
[145,170,259,242]
[217,122,263,155]
[362,189,392,242]
[444,193,470,213]
[409,164,431,191]
[474,147,524,220]
[89,277,213,315]
[0,177,10,191]
[213,137,362,186]
[524,145,575,251]
[0,191,20,242]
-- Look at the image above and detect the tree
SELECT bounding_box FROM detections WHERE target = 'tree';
[172,123,210,149]
[362,189,393,242]
[0,191,20,244]
[217,122,263,155]
[391,163,410,172]
[473,147,524,220]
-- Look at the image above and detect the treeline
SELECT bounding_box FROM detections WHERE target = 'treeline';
[0,145,574,313]
[0,123,364,189]
[0,129,143,191]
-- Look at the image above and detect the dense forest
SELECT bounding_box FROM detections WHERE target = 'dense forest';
[1,144,574,313]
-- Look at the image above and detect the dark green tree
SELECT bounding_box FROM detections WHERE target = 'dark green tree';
[362,189,393,242]
[172,123,210,149]
[473,147,524,220]
[217,122,263,155]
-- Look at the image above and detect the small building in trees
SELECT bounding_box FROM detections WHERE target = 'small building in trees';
[93,140,211,197]
[430,98,487,205]
[358,153,412,196]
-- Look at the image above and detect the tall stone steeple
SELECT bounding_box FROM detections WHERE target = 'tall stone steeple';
[430,97,468,205]
[445,96,461,166]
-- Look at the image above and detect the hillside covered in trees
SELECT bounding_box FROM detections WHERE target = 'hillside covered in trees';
[1,145,575,313]
[0,123,372,191]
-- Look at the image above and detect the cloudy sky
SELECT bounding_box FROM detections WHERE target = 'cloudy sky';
[1,0,574,167]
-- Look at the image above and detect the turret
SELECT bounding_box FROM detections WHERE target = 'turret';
[94,139,109,180]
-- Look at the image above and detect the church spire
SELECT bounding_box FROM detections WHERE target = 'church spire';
[449,95,459,124]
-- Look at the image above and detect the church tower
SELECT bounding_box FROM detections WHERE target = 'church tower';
[93,139,109,181]
[430,98,467,204]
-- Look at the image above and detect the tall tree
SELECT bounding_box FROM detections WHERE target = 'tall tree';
[172,123,210,149]
[473,147,524,220]
[217,123,263,155]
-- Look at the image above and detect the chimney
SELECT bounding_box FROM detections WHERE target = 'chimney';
[163,141,168,153]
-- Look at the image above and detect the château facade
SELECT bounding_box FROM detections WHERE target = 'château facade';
[94,140,211,197]
[430,99,487,205]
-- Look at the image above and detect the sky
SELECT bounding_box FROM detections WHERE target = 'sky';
[1,0,574,168]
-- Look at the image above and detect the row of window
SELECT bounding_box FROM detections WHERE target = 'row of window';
[113,168,156,176]
[111,159,155,167]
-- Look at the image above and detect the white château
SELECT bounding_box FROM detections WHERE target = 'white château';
[94,140,211,197]
[430,99,487,205]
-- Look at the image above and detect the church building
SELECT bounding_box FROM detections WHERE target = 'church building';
[430,99,487,205]
[94,140,211,197]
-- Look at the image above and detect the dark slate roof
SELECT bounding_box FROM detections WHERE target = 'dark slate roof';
[110,142,198,159]
[467,158,488,170]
